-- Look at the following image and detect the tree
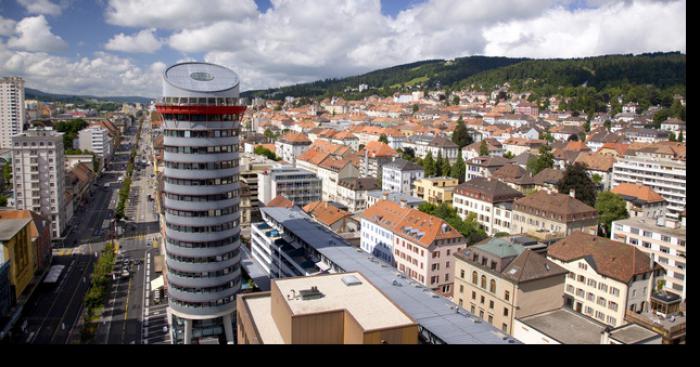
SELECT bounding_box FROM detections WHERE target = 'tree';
[557,163,597,207]
[678,131,684,142]
[604,120,612,131]
[451,149,466,183]
[2,160,12,190]
[417,202,487,244]
[423,151,435,177]
[435,151,445,176]
[452,95,460,105]
[439,153,451,178]
[479,140,489,156]
[526,145,554,175]
[378,134,388,144]
[264,128,275,140]
[452,116,472,148]
[503,151,515,159]
[595,191,629,237]
[412,104,419,113]
[254,146,280,161]
[668,132,677,142]
[401,147,415,161]
[0,194,7,207]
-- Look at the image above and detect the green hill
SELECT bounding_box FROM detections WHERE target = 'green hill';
[241,52,685,109]
[25,88,152,105]
[241,56,526,100]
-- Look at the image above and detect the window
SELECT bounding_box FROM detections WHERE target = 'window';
[578,263,588,270]
[480,296,485,304]
[587,292,595,301]
[502,323,508,332]
[488,315,493,324]
[587,279,597,288]
[471,305,475,314]
[610,287,620,297]
[481,275,487,289]
[460,269,465,279]
[584,306,594,315]
[472,271,478,284]
[471,291,476,300]
[597,297,606,306]
[608,301,618,311]
[577,275,586,283]
[606,316,617,325]
[489,300,494,309]
[503,308,509,317]
[598,283,608,292]
[595,311,605,321]
[504,291,510,301]
[566,285,575,293]
[459,285,464,293]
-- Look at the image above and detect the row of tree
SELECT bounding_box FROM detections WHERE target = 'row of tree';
[417,202,487,244]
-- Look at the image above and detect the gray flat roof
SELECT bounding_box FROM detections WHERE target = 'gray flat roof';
[0,218,31,241]
[164,62,239,93]
[261,207,518,344]
[609,323,659,344]
[518,308,606,344]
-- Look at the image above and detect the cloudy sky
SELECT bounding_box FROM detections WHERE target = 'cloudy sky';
[0,0,686,97]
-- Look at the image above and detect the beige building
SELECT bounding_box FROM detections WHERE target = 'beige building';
[0,77,25,149]
[452,177,523,236]
[453,238,567,335]
[511,190,598,237]
[236,272,419,344]
[547,232,665,327]
[611,217,686,299]
[412,177,459,205]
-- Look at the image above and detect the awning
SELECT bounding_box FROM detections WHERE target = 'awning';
[150,275,164,290]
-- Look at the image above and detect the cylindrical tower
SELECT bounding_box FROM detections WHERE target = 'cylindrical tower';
[156,62,245,344]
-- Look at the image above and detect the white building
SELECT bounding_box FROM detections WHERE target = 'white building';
[381,158,424,195]
[1,77,25,149]
[12,128,65,238]
[547,232,663,327]
[611,217,686,299]
[258,166,321,207]
[452,177,523,236]
[336,177,381,213]
[274,132,311,163]
[612,147,686,219]
[78,126,113,161]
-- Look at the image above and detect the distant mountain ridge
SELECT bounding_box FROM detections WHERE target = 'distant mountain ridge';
[25,88,152,105]
[241,52,685,100]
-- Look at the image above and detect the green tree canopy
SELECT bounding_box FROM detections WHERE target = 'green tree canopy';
[503,151,515,159]
[423,151,436,177]
[479,140,489,156]
[401,147,416,161]
[451,149,466,183]
[439,153,451,178]
[417,202,487,244]
[557,163,597,206]
[595,191,629,237]
[254,146,281,161]
[435,151,445,176]
[378,133,389,144]
[526,145,554,175]
[452,116,472,148]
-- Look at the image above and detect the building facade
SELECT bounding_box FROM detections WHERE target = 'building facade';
[412,177,458,205]
[452,177,523,236]
[611,217,686,299]
[78,126,113,161]
[12,128,66,238]
[381,158,424,195]
[511,191,598,237]
[157,62,244,344]
[257,166,321,207]
[0,77,25,149]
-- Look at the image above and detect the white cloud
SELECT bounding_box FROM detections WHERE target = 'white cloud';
[17,0,64,16]
[6,15,67,52]
[104,0,258,29]
[0,42,163,96]
[482,1,686,58]
[0,16,16,36]
[105,28,162,53]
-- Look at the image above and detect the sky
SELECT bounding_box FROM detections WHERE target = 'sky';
[0,0,686,97]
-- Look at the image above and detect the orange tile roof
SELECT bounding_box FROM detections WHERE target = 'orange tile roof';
[574,152,615,172]
[266,195,295,208]
[360,200,463,248]
[302,201,351,226]
[360,141,398,158]
[318,156,352,172]
[280,132,311,144]
[611,183,665,203]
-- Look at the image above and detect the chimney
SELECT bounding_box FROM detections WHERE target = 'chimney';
[569,189,575,198]
[400,199,407,208]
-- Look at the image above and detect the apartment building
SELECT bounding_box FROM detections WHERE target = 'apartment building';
[12,128,66,238]
[611,217,686,299]
[0,77,25,149]
[612,144,686,219]
[78,126,113,161]
[453,238,567,334]
[317,157,359,202]
[381,158,424,195]
[610,183,666,219]
[236,273,418,344]
[547,232,664,327]
[248,203,519,344]
[258,166,321,207]
[403,134,460,163]
[358,141,398,178]
[360,200,467,296]
[452,177,524,236]
[412,177,458,205]
[465,156,510,180]
[275,132,311,163]
[511,190,598,237]
[336,177,381,213]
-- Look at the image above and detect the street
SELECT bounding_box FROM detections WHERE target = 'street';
[6,115,165,344]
